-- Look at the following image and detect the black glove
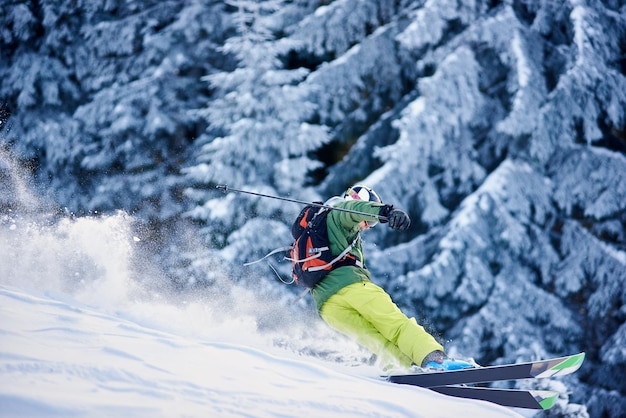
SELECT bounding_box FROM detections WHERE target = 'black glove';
[379,204,411,231]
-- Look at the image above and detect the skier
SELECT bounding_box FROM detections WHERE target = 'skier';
[313,185,473,371]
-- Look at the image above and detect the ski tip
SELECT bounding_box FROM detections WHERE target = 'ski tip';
[574,352,586,365]
[535,352,586,378]
[553,352,586,375]
[535,390,560,410]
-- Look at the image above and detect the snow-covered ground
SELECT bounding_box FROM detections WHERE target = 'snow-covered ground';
[0,211,521,417]
[0,283,522,418]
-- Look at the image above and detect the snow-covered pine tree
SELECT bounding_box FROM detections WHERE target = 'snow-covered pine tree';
[0,0,226,220]
[183,0,425,280]
[348,1,625,415]
[0,0,239,292]
[183,0,330,279]
[288,0,418,192]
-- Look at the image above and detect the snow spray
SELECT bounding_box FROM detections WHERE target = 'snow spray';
[0,153,262,338]
[0,152,372,364]
[1,147,133,306]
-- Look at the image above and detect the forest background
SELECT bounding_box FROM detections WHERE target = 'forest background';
[1,1,625,416]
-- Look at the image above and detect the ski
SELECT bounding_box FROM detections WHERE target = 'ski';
[429,386,559,410]
[387,352,585,388]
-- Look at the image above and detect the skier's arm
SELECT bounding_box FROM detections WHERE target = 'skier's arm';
[333,200,382,228]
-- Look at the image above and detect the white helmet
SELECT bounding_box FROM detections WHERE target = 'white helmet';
[343,185,382,227]
[344,184,382,203]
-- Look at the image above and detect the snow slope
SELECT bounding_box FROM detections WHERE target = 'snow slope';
[0,206,520,417]
[0,284,520,418]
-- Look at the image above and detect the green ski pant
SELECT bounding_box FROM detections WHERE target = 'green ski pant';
[319,281,444,369]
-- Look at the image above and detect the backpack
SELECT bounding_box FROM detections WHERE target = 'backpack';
[289,204,361,288]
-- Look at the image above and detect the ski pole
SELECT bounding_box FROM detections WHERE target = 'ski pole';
[215,185,388,221]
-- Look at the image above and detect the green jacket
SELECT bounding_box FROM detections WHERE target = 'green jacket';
[310,199,384,311]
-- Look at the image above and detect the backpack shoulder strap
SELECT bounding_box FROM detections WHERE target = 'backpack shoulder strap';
[306,233,362,272]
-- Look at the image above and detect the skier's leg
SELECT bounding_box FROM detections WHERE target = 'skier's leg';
[320,291,413,368]
[329,281,444,367]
